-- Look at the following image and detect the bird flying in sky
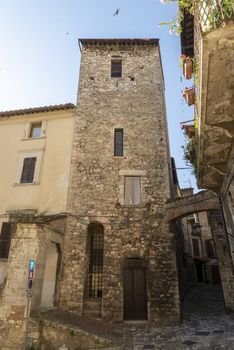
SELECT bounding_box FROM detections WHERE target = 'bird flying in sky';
[113,8,120,16]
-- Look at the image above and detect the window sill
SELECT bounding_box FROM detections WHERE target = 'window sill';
[21,136,46,141]
[120,205,144,208]
[13,181,40,186]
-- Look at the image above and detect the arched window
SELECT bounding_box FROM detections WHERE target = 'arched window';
[87,222,104,298]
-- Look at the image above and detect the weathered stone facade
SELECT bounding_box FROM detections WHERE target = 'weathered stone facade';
[221,147,234,265]
[59,39,180,324]
[0,217,65,349]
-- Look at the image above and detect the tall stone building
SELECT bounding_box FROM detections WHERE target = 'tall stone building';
[59,39,180,323]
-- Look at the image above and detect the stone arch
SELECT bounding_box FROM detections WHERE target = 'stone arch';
[166,190,221,222]
[87,221,104,235]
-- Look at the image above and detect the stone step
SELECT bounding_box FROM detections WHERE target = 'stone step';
[83,310,101,318]
[83,298,102,317]
[83,298,102,308]
[89,347,121,350]
[88,347,121,350]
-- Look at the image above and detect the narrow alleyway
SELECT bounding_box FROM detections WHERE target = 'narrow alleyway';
[182,284,225,321]
[127,284,234,350]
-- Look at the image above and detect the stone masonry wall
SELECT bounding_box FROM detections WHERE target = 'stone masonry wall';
[0,223,47,349]
[59,40,180,324]
[211,218,234,311]
[0,220,64,350]
[221,147,234,264]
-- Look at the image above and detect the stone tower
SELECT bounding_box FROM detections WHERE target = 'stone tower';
[59,39,180,324]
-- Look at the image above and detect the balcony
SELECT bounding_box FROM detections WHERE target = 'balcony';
[196,0,234,33]
[182,0,234,193]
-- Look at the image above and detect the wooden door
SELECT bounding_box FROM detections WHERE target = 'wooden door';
[123,267,147,320]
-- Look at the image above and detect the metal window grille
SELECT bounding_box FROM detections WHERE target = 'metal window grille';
[88,229,104,298]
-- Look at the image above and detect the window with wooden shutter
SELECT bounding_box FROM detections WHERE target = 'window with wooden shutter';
[20,157,37,183]
[114,129,123,156]
[206,239,215,258]
[111,60,122,77]
[192,238,200,257]
[124,176,141,206]
[0,223,12,259]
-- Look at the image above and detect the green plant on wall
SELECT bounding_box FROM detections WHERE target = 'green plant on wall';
[159,0,195,34]
[208,0,234,29]
[182,136,198,175]
[193,58,199,86]
[159,0,234,34]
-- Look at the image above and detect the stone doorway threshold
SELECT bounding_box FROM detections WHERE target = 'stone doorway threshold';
[124,320,149,326]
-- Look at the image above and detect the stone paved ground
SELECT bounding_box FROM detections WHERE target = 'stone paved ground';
[125,284,234,350]
[36,284,234,350]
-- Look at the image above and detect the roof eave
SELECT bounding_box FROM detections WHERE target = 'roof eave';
[0,103,76,118]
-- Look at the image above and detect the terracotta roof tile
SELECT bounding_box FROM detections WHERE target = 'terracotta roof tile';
[0,103,75,118]
[79,38,159,47]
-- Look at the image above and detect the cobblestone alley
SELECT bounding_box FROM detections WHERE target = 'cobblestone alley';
[124,284,234,350]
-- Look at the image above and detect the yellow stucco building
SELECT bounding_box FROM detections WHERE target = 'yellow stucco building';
[0,103,75,283]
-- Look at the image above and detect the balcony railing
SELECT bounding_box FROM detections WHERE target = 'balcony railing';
[198,0,234,32]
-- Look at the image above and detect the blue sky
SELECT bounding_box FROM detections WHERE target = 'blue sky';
[0,0,197,190]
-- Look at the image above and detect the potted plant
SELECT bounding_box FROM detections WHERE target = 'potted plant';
[181,124,195,138]
[183,87,195,106]
[183,57,193,79]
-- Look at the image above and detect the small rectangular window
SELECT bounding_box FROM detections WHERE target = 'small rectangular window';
[124,176,141,206]
[20,157,37,183]
[29,122,42,138]
[0,223,12,259]
[111,60,122,78]
[114,129,123,156]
